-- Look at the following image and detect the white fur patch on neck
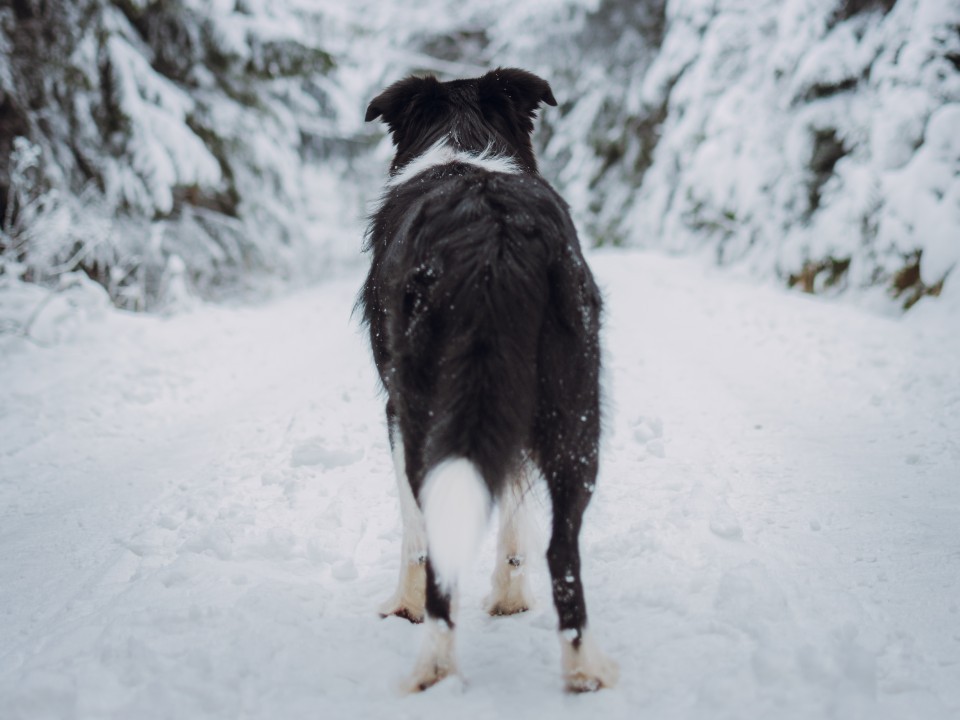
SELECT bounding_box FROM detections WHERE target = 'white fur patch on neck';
[387,140,521,187]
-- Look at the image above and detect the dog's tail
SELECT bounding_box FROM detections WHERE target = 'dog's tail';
[419,458,491,591]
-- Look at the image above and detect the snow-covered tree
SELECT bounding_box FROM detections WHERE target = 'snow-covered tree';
[2,0,958,310]
[1,0,364,309]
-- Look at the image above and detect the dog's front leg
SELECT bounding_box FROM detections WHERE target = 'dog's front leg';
[379,420,427,623]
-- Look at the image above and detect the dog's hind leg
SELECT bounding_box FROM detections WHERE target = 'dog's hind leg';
[535,363,618,692]
[378,414,427,623]
[404,561,459,692]
[485,462,536,616]
[542,451,619,692]
[405,458,490,692]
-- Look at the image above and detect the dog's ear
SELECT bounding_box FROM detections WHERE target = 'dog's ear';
[365,75,445,140]
[478,68,557,118]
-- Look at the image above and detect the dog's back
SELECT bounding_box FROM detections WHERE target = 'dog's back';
[363,163,597,499]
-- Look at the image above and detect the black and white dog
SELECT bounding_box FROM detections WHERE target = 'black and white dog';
[361,68,617,693]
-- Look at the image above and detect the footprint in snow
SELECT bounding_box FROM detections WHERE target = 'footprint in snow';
[290,437,364,469]
[331,559,358,581]
[710,512,744,540]
[710,498,743,540]
[630,415,666,458]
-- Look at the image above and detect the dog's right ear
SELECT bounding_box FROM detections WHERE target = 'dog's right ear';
[365,75,444,141]
[478,68,557,117]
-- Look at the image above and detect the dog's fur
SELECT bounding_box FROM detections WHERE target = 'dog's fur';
[361,68,617,693]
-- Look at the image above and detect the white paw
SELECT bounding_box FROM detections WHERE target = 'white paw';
[378,597,424,624]
[404,657,458,693]
[560,628,619,693]
[403,620,459,692]
[379,561,426,623]
[485,561,535,616]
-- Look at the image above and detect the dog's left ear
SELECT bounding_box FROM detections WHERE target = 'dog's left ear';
[365,75,444,141]
[478,68,557,117]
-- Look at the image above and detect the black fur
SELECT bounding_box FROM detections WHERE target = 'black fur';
[361,68,601,641]
[365,67,556,176]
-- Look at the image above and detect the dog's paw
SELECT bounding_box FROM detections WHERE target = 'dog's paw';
[379,604,425,623]
[484,588,532,616]
[560,629,619,693]
[402,620,459,693]
[485,562,534,616]
[564,662,619,693]
[378,593,425,623]
[486,599,530,616]
[403,659,458,693]
[379,561,426,623]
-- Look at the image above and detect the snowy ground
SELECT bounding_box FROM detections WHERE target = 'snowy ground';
[1,250,958,719]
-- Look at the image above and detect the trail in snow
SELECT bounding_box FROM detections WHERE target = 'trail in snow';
[1,251,958,719]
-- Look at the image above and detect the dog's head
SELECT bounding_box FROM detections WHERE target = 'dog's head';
[365,67,557,175]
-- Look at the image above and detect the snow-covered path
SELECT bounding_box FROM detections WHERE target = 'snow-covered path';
[2,251,958,719]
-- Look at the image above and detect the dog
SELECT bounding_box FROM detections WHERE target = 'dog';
[360,67,617,693]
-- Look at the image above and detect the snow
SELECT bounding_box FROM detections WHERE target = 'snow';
[2,249,958,718]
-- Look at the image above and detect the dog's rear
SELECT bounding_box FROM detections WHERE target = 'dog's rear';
[382,170,554,580]
[362,68,617,692]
